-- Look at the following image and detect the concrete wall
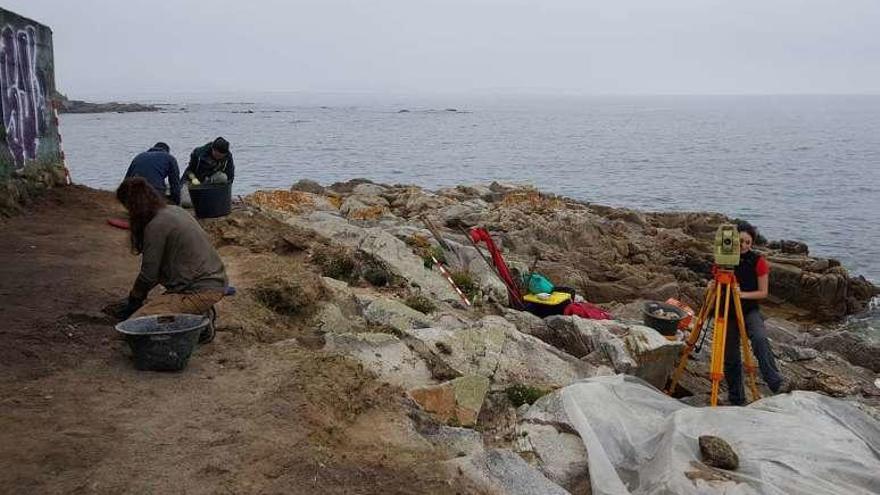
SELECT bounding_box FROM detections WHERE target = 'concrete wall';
[0,8,65,212]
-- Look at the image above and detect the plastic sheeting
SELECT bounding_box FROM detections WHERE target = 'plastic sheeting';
[560,375,880,495]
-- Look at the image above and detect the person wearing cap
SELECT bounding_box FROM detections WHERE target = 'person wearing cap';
[183,137,235,185]
[124,142,182,205]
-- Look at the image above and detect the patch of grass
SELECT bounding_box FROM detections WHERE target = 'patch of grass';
[505,384,549,407]
[252,275,326,316]
[362,263,391,287]
[421,245,447,269]
[312,245,358,281]
[365,323,404,338]
[407,234,447,269]
[404,294,436,314]
[406,234,432,249]
[450,270,479,300]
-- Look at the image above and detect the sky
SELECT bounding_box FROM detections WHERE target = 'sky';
[7,0,880,98]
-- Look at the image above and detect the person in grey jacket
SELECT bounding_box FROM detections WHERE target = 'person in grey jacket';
[115,177,228,341]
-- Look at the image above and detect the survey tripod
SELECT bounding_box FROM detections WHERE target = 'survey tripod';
[666,266,760,407]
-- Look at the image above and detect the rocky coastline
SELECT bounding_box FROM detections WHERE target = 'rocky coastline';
[53,91,159,114]
[199,178,879,492]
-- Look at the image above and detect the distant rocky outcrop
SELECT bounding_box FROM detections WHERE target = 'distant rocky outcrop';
[53,91,159,114]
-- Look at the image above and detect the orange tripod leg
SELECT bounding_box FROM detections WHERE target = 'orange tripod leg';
[732,284,761,402]
[666,281,716,395]
[709,280,732,407]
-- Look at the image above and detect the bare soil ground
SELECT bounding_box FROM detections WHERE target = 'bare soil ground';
[0,186,474,494]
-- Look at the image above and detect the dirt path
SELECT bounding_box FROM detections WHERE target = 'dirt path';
[0,187,471,494]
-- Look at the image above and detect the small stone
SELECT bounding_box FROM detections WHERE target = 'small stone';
[699,435,739,470]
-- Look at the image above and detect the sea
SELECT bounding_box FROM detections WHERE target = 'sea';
[59,93,879,330]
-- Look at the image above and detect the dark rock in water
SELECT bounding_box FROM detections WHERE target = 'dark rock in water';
[397,109,410,113]
[768,239,809,255]
[699,435,739,470]
[769,261,876,322]
[445,108,458,112]
[847,275,880,314]
[809,331,880,372]
[290,179,325,195]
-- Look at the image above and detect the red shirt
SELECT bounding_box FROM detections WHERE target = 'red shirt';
[756,256,770,277]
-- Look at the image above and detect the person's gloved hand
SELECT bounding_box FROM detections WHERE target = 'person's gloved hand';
[118,296,144,320]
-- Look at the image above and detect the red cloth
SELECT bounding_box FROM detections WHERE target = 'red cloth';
[107,218,130,230]
[469,228,524,309]
[756,256,770,276]
[563,301,612,320]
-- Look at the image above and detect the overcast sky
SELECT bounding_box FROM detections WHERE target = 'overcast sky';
[8,0,880,98]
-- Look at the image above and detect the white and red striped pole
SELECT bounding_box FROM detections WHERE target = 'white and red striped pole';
[52,104,73,185]
[430,255,472,307]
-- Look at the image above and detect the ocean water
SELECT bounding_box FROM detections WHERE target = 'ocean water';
[60,94,879,287]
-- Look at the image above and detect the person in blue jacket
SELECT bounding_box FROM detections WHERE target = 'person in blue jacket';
[124,142,181,205]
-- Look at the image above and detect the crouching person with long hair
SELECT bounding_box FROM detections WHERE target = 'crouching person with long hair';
[116,177,228,343]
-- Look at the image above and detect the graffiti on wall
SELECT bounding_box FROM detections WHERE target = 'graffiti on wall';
[0,24,47,169]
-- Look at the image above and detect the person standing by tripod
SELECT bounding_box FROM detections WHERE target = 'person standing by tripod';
[724,221,790,405]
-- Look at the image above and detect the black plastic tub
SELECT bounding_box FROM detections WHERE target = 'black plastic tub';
[116,314,209,371]
[642,301,685,336]
[189,183,231,218]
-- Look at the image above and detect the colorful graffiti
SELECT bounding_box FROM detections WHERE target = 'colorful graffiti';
[0,24,47,169]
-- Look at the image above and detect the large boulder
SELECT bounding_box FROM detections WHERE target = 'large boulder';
[406,316,596,389]
[416,422,485,459]
[323,332,436,389]
[351,183,388,196]
[312,277,366,334]
[312,302,363,334]
[246,189,338,214]
[362,297,433,333]
[285,211,460,301]
[339,194,392,220]
[386,187,455,218]
[289,179,325,194]
[439,200,490,228]
[444,239,509,303]
[770,261,864,321]
[448,448,571,495]
[502,308,549,337]
[809,331,880,373]
[515,393,589,493]
[543,316,684,389]
[763,317,805,344]
[408,375,490,427]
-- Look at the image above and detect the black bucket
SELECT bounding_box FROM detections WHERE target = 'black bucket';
[189,183,231,218]
[642,301,685,337]
[116,314,209,371]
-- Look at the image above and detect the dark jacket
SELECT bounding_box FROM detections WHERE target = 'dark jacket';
[183,143,235,183]
[732,250,765,314]
[125,147,181,204]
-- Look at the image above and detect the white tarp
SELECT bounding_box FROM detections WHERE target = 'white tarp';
[560,375,880,495]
